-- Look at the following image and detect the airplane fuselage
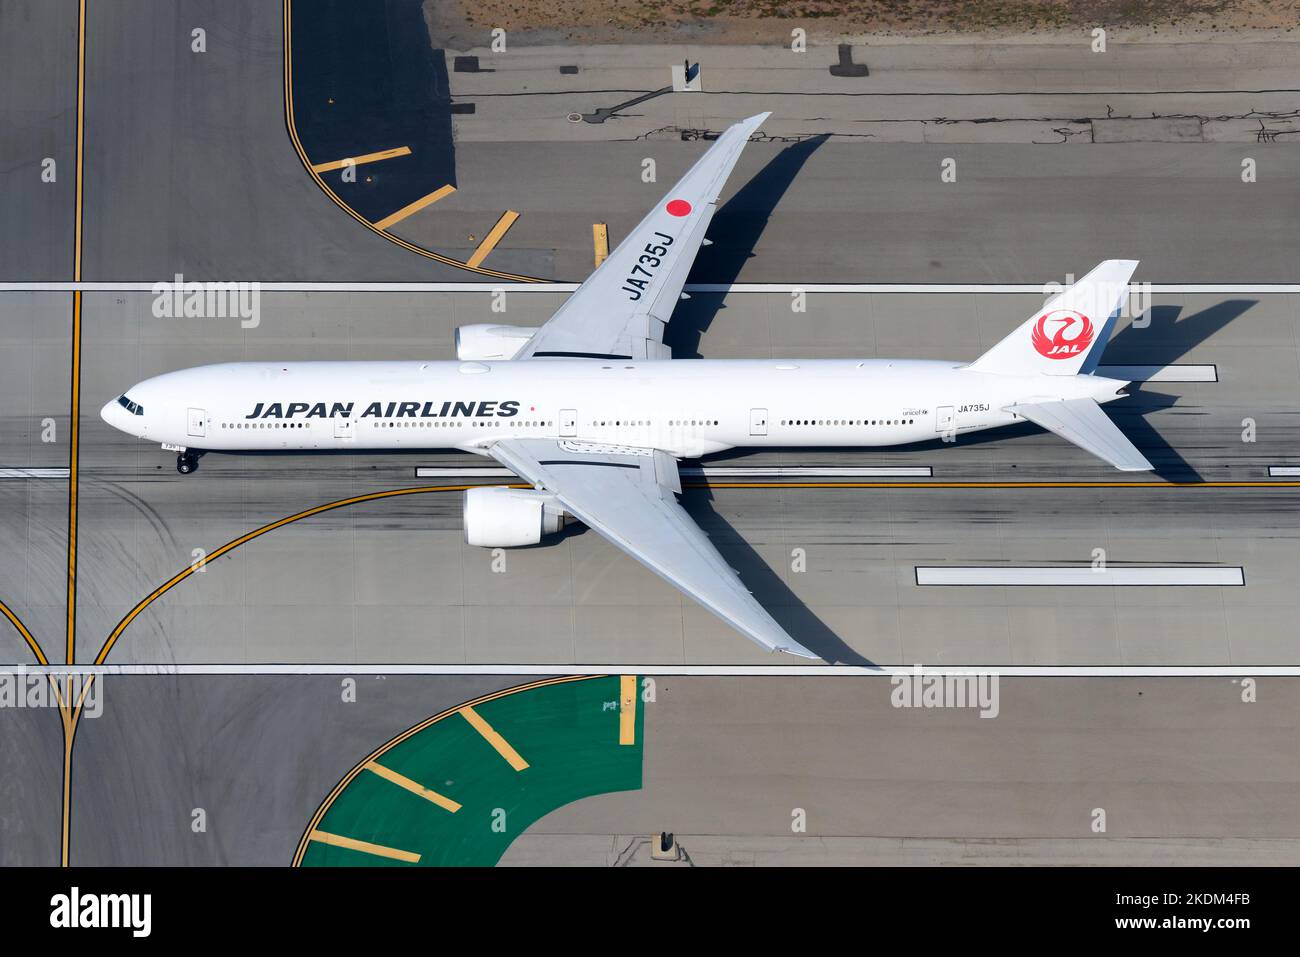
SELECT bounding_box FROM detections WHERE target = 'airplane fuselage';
[101,358,1129,458]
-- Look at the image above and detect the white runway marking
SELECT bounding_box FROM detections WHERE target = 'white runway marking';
[1095,364,1218,383]
[415,465,932,478]
[1269,466,1300,477]
[688,466,932,477]
[2,282,1297,294]
[17,664,1299,676]
[0,468,70,479]
[916,566,1245,586]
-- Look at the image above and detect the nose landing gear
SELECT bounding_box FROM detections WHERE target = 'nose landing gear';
[176,452,200,475]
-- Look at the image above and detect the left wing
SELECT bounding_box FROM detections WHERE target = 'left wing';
[485,437,816,658]
[513,113,770,361]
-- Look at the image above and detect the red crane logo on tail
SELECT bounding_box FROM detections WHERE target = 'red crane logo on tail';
[1031,309,1095,359]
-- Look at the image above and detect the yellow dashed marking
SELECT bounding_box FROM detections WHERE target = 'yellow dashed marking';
[364,761,461,813]
[308,829,421,863]
[459,705,529,770]
[372,184,457,230]
[465,211,520,268]
[311,145,412,173]
[619,675,637,745]
[593,223,609,267]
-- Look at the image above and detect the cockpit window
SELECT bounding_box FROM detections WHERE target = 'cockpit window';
[116,394,144,416]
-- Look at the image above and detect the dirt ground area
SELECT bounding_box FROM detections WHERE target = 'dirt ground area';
[428,0,1299,47]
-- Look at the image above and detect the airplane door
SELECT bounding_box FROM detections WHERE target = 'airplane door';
[559,409,577,437]
[333,414,352,439]
[935,406,954,433]
[186,408,207,438]
[749,408,768,436]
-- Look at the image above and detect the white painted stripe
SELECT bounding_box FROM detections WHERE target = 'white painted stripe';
[415,465,932,478]
[692,466,932,477]
[2,282,1297,294]
[416,467,513,477]
[1095,364,1218,383]
[693,284,1300,295]
[917,566,1244,586]
[0,468,70,479]
[14,664,1300,676]
[1269,466,1300,477]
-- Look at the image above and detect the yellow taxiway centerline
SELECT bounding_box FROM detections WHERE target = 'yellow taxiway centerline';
[459,705,529,771]
[66,0,88,669]
[465,211,520,268]
[1,597,48,666]
[593,223,609,267]
[308,829,421,863]
[58,0,89,870]
[619,675,637,746]
[364,761,461,813]
[372,184,457,230]
[89,477,1299,691]
[89,485,507,673]
[310,145,412,173]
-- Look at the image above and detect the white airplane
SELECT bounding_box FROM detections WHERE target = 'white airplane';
[102,112,1151,660]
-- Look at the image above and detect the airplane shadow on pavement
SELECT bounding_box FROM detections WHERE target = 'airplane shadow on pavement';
[1097,298,1256,481]
[683,487,878,667]
[516,512,869,666]
[667,133,832,358]
[667,301,1260,659]
[903,299,1258,482]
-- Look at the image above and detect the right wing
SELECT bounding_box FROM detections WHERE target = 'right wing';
[512,113,770,361]
[485,437,816,658]
[1007,397,1153,472]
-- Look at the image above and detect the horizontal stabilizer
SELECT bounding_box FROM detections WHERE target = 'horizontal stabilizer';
[1007,397,1153,472]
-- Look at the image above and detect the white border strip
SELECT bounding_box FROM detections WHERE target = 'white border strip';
[1095,364,1218,383]
[415,465,932,478]
[1269,466,1300,477]
[2,282,1297,294]
[13,664,1299,676]
[917,566,1245,586]
[0,468,70,479]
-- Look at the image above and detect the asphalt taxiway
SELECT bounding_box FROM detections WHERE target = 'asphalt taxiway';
[5,0,1300,285]
[5,672,1298,866]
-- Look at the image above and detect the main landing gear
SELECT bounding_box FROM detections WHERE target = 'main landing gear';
[176,452,200,475]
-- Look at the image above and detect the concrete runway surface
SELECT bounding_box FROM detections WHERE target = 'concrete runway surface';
[1,289,1296,667]
[1,0,1299,868]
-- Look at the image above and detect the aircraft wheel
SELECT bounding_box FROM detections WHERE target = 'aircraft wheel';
[176,453,198,475]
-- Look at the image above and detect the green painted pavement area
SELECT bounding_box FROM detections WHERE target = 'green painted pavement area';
[301,676,644,866]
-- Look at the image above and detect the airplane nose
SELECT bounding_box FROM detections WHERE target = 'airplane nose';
[100,397,131,433]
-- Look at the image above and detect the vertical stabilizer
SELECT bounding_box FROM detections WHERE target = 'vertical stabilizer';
[967,260,1139,376]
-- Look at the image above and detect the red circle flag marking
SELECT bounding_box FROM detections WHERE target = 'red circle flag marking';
[665,199,692,217]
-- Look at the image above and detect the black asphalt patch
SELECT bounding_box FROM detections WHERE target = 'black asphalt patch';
[289,0,456,223]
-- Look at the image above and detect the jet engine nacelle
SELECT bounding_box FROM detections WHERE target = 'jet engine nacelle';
[454,324,535,361]
[462,486,568,547]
